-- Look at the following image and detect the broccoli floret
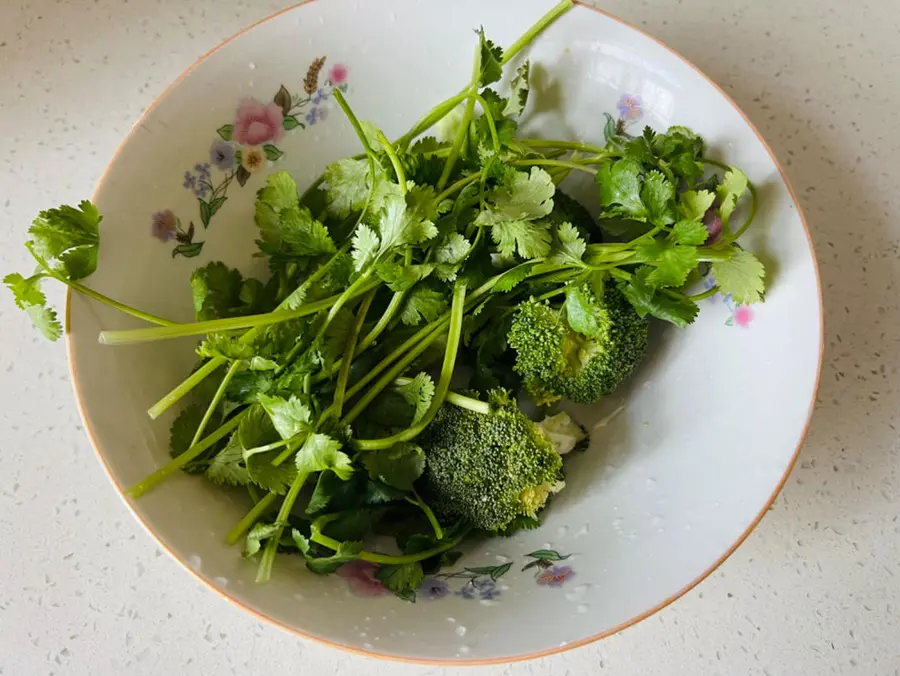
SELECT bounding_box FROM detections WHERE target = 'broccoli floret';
[508,284,648,405]
[419,389,564,532]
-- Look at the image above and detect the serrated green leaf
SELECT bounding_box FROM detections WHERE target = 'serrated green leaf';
[717,167,749,228]
[476,27,504,86]
[399,286,448,326]
[503,61,530,117]
[169,404,206,457]
[324,158,370,218]
[206,434,251,486]
[596,159,647,220]
[641,170,676,226]
[671,220,710,246]
[712,248,765,304]
[295,433,353,479]
[564,285,602,336]
[292,530,363,574]
[28,200,101,281]
[375,562,424,602]
[550,222,586,265]
[351,224,380,271]
[243,523,280,558]
[258,394,312,440]
[619,268,698,327]
[394,373,434,424]
[361,442,425,491]
[678,190,716,222]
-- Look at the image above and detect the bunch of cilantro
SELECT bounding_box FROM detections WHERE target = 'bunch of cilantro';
[4,0,766,599]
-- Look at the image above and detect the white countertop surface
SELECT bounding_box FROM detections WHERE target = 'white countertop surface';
[0,0,895,674]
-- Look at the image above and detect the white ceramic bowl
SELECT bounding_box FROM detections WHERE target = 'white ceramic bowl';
[66,0,822,663]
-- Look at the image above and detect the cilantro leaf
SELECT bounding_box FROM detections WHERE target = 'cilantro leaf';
[375,261,434,292]
[294,433,353,479]
[394,373,434,424]
[490,219,552,259]
[596,159,647,220]
[169,404,206,457]
[206,434,251,486]
[376,192,439,258]
[196,334,256,362]
[361,442,425,491]
[476,28,504,86]
[243,523,280,558]
[503,61,530,117]
[258,394,313,440]
[433,233,472,281]
[671,220,710,246]
[476,167,555,259]
[712,247,765,304]
[400,286,448,326]
[652,126,705,183]
[493,262,537,292]
[717,167,749,229]
[375,562,424,602]
[3,273,62,340]
[190,262,243,321]
[677,190,716,222]
[324,158,370,217]
[256,170,298,211]
[641,171,676,226]
[636,238,699,288]
[564,285,602,336]
[619,269,698,327]
[246,450,298,494]
[351,224,380,271]
[28,200,101,280]
[292,530,363,574]
[550,222,586,265]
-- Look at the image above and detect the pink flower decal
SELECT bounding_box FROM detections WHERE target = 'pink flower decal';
[337,560,389,597]
[536,565,575,587]
[733,305,754,327]
[329,63,348,85]
[233,99,284,146]
[616,94,643,122]
[151,210,177,242]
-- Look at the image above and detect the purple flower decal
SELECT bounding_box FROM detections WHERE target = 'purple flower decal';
[455,585,476,600]
[419,578,449,601]
[312,88,328,105]
[183,171,196,191]
[306,107,327,126]
[194,163,211,179]
[616,94,643,122]
[474,579,500,600]
[209,141,236,171]
[536,565,575,587]
[151,210,177,242]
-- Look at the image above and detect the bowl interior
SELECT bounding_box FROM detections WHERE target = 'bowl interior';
[68,0,821,662]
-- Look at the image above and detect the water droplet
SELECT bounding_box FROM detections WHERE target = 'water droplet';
[187,555,201,570]
[557,525,569,538]
[248,62,256,70]
[612,517,624,530]
[362,642,374,650]
[645,477,657,489]
[387,12,397,22]
[494,555,508,563]
[364,616,371,622]
[318,16,325,25]
[212,576,229,587]
[446,617,456,623]
[685,522,693,531]
[576,604,589,614]
[458,645,471,655]
[455,626,467,637]
[574,523,590,538]
[651,515,664,528]
[480,599,498,607]
[359,632,367,638]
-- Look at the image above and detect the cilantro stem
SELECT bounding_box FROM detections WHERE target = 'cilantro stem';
[394,91,471,151]
[27,245,175,327]
[333,89,376,159]
[688,285,719,301]
[256,470,311,583]
[376,130,408,193]
[437,89,477,191]
[189,360,241,446]
[510,158,597,175]
[310,517,470,565]
[500,0,573,66]
[100,279,380,345]
[395,377,492,415]
[354,282,467,450]
[406,491,444,540]
[474,94,501,153]
[226,492,277,545]
[519,138,609,155]
[148,358,224,420]
[356,289,405,353]
[330,288,375,421]
[244,437,292,456]
[434,172,482,204]
[126,408,248,499]
[726,181,758,244]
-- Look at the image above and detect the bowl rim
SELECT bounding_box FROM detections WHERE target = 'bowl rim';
[65,0,824,665]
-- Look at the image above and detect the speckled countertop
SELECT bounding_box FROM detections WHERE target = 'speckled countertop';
[0,0,895,674]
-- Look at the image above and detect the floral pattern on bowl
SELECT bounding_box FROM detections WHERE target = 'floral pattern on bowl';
[151,57,349,258]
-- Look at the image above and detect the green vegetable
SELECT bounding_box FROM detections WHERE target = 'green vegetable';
[7,0,770,590]
[420,389,564,531]
[508,283,648,405]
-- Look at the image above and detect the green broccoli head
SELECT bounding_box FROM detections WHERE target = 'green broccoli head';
[507,283,649,405]
[419,389,564,532]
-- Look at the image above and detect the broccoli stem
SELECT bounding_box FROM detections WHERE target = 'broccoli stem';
[354,282,468,450]
[310,515,470,565]
[406,491,444,540]
[329,289,375,421]
[126,408,249,499]
[99,278,381,345]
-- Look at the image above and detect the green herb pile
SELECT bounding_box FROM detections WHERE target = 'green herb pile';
[4,0,765,600]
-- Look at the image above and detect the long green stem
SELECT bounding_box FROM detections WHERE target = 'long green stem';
[510,158,598,175]
[395,91,470,150]
[27,245,175,327]
[311,517,469,565]
[256,470,310,583]
[406,491,443,540]
[329,289,375,421]
[356,290,405,353]
[377,130,408,191]
[394,377,492,415]
[189,360,241,446]
[519,138,609,155]
[500,0,574,66]
[149,358,224,420]
[438,89,478,191]
[100,279,380,345]
[126,409,247,499]
[226,492,277,545]
[473,94,501,152]
[355,283,467,450]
